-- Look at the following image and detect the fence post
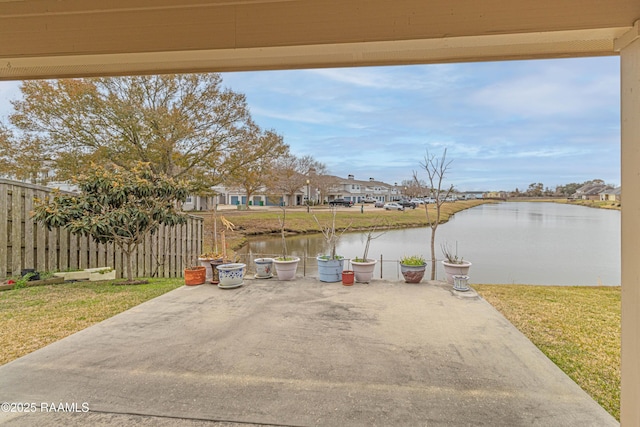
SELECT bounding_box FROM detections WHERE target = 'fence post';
[380,254,383,278]
[303,250,307,276]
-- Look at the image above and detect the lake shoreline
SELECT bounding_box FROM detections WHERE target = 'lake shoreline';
[195,200,493,253]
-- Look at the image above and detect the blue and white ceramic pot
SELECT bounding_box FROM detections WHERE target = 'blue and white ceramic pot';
[216,263,246,288]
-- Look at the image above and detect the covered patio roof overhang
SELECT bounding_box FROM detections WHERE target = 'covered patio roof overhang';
[2,1,640,424]
[0,0,639,78]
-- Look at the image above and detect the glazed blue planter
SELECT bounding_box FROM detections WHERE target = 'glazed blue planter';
[216,263,246,288]
[317,256,344,283]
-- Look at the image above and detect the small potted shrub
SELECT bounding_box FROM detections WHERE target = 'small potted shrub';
[314,209,351,283]
[351,220,387,283]
[184,265,206,286]
[399,255,427,283]
[216,263,247,288]
[184,250,206,286]
[441,242,472,285]
[272,206,300,280]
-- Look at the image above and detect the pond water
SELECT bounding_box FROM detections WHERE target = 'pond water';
[237,202,620,286]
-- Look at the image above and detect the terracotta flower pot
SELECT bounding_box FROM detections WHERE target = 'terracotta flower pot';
[184,266,206,286]
[342,270,354,286]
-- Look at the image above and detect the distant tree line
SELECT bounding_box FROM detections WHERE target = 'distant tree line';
[510,179,612,198]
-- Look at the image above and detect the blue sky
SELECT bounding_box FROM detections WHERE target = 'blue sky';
[0,56,620,191]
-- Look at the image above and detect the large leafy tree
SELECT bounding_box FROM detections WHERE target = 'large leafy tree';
[32,162,190,283]
[224,129,289,208]
[0,124,48,183]
[7,74,258,189]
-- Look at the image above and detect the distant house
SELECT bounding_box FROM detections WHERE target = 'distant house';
[458,191,485,200]
[327,175,398,203]
[181,184,290,211]
[600,187,621,202]
[483,191,507,199]
[181,174,405,211]
[571,183,614,201]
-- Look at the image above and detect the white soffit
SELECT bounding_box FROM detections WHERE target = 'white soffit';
[0,26,631,80]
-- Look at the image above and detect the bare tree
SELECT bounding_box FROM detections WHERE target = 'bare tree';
[269,153,327,206]
[400,178,427,198]
[311,173,339,204]
[413,149,454,280]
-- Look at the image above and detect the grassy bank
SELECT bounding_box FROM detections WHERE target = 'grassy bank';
[196,199,490,252]
[0,278,183,366]
[509,197,621,211]
[555,199,620,210]
[474,284,620,420]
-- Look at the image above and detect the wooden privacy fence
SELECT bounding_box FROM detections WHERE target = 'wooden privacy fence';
[0,178,203,279]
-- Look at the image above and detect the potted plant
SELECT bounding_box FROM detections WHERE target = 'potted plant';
[342,270,354,286]
[184,247,206,286]
[350,220,387,283]
[399,255,427,283]
[216,263,246,288]
[441,242,472,285]
[272,206,300,281]
[313,208,351,283]
[200,210,236,284]
[184,265,206,286]
[254,257,274,279]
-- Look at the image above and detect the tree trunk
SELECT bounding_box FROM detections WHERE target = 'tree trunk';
[430,224,437,280]
[124,246,134,282]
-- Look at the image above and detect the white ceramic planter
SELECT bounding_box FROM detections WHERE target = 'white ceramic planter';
[89,269,116,281]
[254,258,274,278]
[54,267,115,281]
[273,257,300,281]
[442,260,472,285]
[350,259,377,283]
[216,263,246,288]
[54,270,90,281]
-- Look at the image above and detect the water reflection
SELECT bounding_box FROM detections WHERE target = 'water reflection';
[238,202,620,286]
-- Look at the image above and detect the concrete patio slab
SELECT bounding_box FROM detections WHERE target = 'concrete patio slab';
[0,278,618,426]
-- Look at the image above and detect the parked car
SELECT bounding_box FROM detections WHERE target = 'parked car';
[374,201,385,208]
[410,198,424,205]
[397,199,417,209]
[424,197,436,204]
[328,198,354,207]
[363,197,376,203]
[445,195,457,202]
[383,202,404,211]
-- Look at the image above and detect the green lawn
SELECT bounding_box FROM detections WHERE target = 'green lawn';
[0,278,183,366]
[474,284,621,420]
